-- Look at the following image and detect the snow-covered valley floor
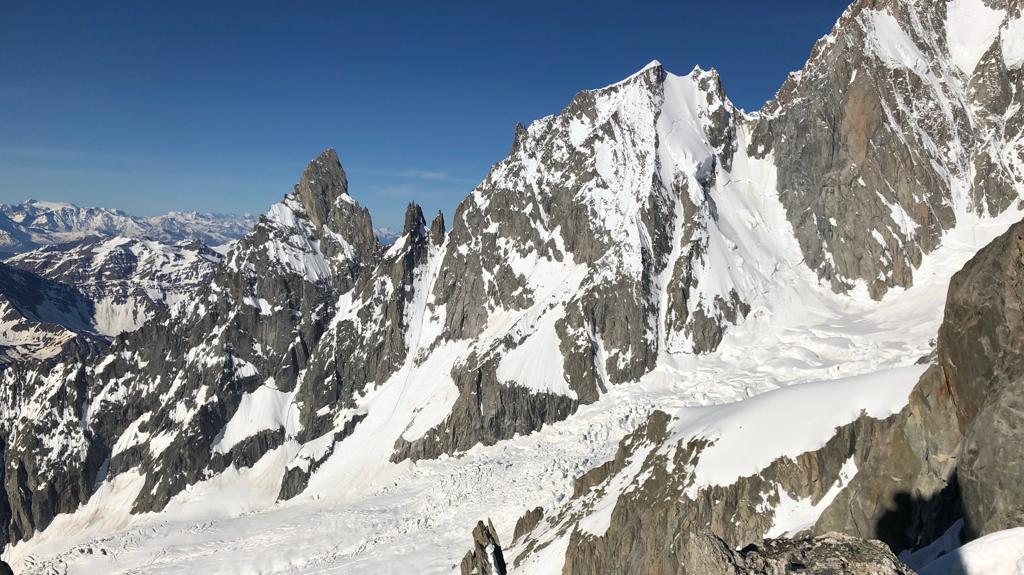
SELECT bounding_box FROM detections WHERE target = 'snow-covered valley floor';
[8,211,1021,575]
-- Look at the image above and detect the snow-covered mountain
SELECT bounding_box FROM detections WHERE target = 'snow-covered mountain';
[7,237,221,336]
[373,226,402,245]
[0,237,221,365]
[0,200,255,254]
[3,0,1024,573]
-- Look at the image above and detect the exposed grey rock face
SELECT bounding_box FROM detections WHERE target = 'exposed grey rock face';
[429,211,446,245]
[295,201,441,443]
[391,364,578,462]
[750,0,1024,297]
[941,220,1024,536]
[811,364,963,552]
[957,383,1024,538]
[512,506,544,543]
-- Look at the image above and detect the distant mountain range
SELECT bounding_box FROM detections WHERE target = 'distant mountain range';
[372,226,401,245]
[0,200,404,363]
[0,199,404,254]
[0,200,257,255]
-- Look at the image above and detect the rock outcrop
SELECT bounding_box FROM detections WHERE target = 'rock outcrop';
[817,217,1024,545]
[734,533,915,575]
[460,520,508,575]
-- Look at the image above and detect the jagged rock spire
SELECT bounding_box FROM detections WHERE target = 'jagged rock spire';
[511,122,529,153]
[430,211,445,245]
[402,203,426,238]
[293,148,348,229]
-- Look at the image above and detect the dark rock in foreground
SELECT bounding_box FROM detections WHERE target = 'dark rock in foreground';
[461,529,914,574]
[735,533,915,575]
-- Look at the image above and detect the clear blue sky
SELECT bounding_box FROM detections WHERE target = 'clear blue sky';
[1,1,850,231]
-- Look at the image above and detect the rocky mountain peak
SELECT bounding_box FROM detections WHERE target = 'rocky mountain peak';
[613,58,666,91]
[402,203,427,239]
[745,0,1024,297]
[259,148,379,287]
[511,122,529,153]
[688,65,727,101]
[429,211,445,245]
[630,59,665,82]
[292,148,349,230]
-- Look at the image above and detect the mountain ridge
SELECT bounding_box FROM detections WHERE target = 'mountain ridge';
[3,0,1024,572]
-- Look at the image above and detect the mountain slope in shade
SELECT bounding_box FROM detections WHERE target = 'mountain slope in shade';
[3,0,1024,572]
[0,262,101,364]
[0,200,256,254]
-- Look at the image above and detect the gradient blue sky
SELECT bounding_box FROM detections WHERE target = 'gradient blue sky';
[1,1,850,231]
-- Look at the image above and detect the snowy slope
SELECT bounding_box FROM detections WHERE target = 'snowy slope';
[0,237,221,364]
[918,527,1024,575]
